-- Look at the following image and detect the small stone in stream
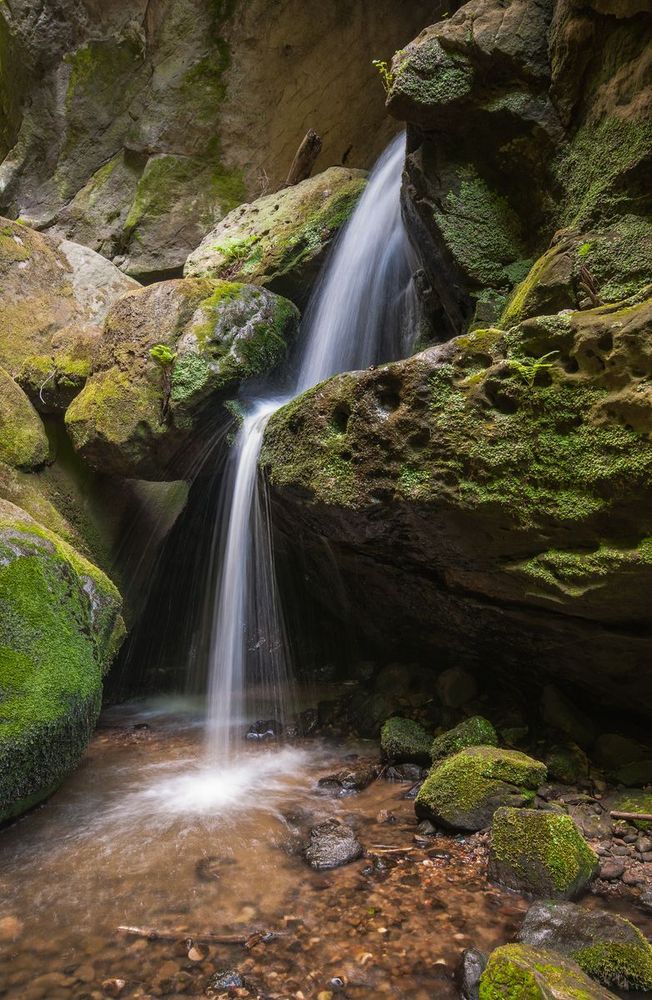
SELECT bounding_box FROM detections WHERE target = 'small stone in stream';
[187,942,208,962]
[304,820,363,870]
[416,819,437,836]
[599,859,625,880]
[623,871,645,886]
[611,844,630,856]
[195,855,235,882]
[102,980,127,998]
[376,809,397,823]
[328,977,346,990]
[458,947,487,1000]
[637,836,652,854]
[245,719,282,741]
[134,722,150,730]
[640,890,652,913]
[385,763,424,781]
[206,970,245,995]
[317,758,380,794]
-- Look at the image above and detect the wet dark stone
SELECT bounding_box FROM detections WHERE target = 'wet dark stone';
[317,758,380,795]
[385,763,425,782]
[304,819,363,870]
[206,969,245,994]
[458,948,487,1000]
[245,719,282,741]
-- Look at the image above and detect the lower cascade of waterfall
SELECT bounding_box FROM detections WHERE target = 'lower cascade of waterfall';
[204,133,418,761]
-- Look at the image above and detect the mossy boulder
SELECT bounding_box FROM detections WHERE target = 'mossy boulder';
[545,744,589,785]
[479,944,620,999]
[0,367,50,470]
[430,716,497,764]
[185,167,367,305]
[262,296,652,718]
[489,807,599,898]
[0,218,137,411]
[66,278,299,479]
[415,746,546,831]
[380,716,431,765]
[519,900,652,993]
[0,499,124,822]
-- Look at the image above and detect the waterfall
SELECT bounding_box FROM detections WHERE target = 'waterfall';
[205,133,417,758]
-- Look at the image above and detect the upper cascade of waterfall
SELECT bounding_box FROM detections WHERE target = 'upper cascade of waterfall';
[294,132,417,394]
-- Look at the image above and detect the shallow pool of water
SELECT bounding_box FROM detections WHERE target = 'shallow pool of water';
[0,702,649,999]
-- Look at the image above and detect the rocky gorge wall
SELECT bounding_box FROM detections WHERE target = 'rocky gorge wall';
[0,0,437,280]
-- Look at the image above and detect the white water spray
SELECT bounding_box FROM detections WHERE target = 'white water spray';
[205,133,417,759]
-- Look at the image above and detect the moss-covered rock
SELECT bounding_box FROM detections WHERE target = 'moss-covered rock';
[262,296,652,717]
[519,900,652,993]
[415,746,546,831]
[430,716,498,763]
[609,790,652,831]
[479,944,620,999]
[185,167,367,305]
[0,498,124,822]
[489,807,598,898]
[0,367,50,470]
[66,278,299,479]
[545,744,589,785]
[380,716,431,765]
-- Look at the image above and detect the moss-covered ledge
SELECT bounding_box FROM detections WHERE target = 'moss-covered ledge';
[0,499,124,823]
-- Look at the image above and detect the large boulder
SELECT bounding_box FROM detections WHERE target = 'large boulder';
[519,901,652,993]
[0,0,436,278]
[415,745,546,831]
[65,278,299,479]
[262,296,652,718]
[0,367,50,470]
[0,218,137,412]
[0,499,124,822]
[184,167,367,305]
[488,807,599,898]
[479,944,620,999]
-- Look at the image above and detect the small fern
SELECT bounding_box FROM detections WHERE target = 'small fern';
[507,351,558,387]
[372,59,395,95]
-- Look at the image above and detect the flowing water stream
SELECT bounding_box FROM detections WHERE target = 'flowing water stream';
[205,133,417,759]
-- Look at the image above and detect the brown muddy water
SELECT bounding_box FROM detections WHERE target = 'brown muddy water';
[0,701,650,1000]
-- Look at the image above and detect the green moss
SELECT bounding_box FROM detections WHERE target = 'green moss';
[0,505,123,821]
[511,542,652,601]
[0,367,50,470]
[480,944,617,1000]
[490,808,598,896]
[501,246,562,327]
[437,166,527,288]
[416,746,546,830]
[380,716,431,763]
[574,941,652,992]
[431,716,498,763]
[611,791,652,831]
[392,37,474,108]
[557,115,652,227]
[545,744,589,784]
[575,216,652,302]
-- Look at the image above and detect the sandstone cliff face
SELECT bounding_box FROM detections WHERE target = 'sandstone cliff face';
[262,0,652,718]
[0,0,437,279]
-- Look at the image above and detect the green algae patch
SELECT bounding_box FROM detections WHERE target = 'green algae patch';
[611,790,652,831]
[380,717,431,765]
[575,942,652,993]
[0,499,124,822]
[431,716,498,763]
[415,746,546,832]
[0,367,50,470]
[489,808,598,898]
[480,944,621,999]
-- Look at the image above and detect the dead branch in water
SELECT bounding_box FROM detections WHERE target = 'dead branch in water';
[284,129,322,186]
[117,925,281,949]
[610,811,652,822]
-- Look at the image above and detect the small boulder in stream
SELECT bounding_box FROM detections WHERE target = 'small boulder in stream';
[479,944,620,999]
[317,758,380,795]
[518,900,652,993]
[430,716,497,764]
[304,819,363,870]
[489,808,599,898]
[380,716,431,765]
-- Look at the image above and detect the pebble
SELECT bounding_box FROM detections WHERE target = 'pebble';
[102,980,127,998]
[636,836,652,854]
[611,845,630,856]
[0,915,24,941]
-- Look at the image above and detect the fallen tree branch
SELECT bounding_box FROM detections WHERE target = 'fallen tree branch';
[117,925,281,948]
[610,811,652,822]
[284,129,322,186]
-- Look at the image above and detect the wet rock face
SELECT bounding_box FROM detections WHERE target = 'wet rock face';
[304,820,363,870]
[386,0,651,336]
[479,943,621,999]
[518,901,652,993]
[0,0,437,279]
[263,296,652,717]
